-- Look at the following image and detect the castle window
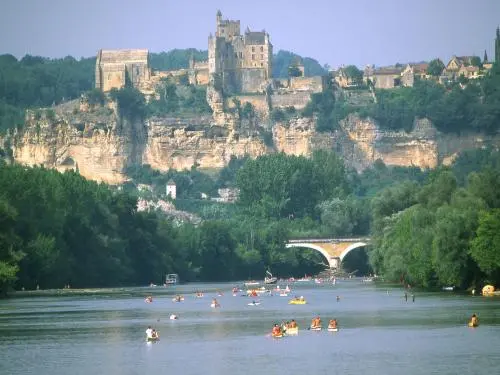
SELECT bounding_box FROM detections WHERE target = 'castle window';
[239,52,243,58]
[252,54,255,60]
[235,53,238,58]
[261,62,263,67]
[260,46,264,52]
[260,54,264,60]
[107,73,112,80]
[252,47,255,52]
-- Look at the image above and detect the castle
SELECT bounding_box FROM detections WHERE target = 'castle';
[208,10,273,94]
[95,49,151,92]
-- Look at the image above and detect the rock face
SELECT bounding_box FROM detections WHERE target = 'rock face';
[273,117,334,156]
[6,100,269,184]
[337,114,439,171]
[4,101,500,184]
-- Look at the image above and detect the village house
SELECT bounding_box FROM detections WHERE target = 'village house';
[166,179,177,200]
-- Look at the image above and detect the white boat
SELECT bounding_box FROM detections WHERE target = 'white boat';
[279,292,289,297]
[244,280,260,286]
[264,271,277,284]
[327,327,338,332]
[362,277,374,283]
[310,326,322,331]
[248,301,261,306]
[442,286,455,291]
[165,274,179,285]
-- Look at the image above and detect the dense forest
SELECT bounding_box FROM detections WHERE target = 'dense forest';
[2,146,499,295]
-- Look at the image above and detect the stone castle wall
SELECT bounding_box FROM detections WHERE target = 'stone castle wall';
[271,92,311,110]
[289,76,324,92]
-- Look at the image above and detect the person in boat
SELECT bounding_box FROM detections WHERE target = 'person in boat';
[328,319,338,329]
[299,296,305,302]
[336,295,340,302]
[151,329,159,339]
[289,319,297,328]
[272,324,282,336]
[146,326,153,339]
[311,316,321,328]
[469,314,479,327]
[145,296,153,303]
[212,298,220,307]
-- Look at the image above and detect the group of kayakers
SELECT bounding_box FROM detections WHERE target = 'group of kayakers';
[272,320,298,337]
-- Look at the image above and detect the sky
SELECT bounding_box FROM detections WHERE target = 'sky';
[1,0,499,68]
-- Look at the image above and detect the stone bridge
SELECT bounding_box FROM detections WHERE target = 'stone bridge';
[285,237,370,269]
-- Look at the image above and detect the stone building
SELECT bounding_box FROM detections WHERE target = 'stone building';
[208,10,273,94]
[166,179,176,200]
[95,49,151,92]
[364,66,403,89]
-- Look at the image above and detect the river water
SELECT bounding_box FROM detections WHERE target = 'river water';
[1,280,499,375]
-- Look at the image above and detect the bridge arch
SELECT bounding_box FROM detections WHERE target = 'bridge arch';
[285,243,337,268]
[339,242,369,262]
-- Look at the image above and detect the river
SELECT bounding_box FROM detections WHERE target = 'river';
[1,280,499,375]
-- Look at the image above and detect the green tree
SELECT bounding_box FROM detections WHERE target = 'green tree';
[470,209,500,281]
[427,58,445,77]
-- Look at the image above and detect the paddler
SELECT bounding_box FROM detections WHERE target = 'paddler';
[328,319,337,329]
[212,298,220,307]
[289,319,297,328]
[469,313,479,327]
[272,324,282,337]
[146,326,153,339]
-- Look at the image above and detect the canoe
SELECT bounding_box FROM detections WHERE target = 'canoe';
[284,327,299,335]
[289,299,306,305]
[310,326,322,331]
[328,327,338,332]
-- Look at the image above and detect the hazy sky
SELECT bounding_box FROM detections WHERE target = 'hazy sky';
[1,0,499,68]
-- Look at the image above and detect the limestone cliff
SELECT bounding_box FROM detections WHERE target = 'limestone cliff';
[337,114,438,170]
[5,100,269,184]
[4,101,500,184]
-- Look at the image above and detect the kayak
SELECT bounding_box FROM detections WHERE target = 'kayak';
[310,326,322,331]
[289,299,306,305]
[328,327,338,332]
[172,297,184,302]
[284,327,299,335]
[468,322,478,328]
[271,333,283,338]
[248,302,261,306]
[210,303,220,308]
[147,336,160,342]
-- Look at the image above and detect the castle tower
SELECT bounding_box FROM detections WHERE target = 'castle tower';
[496,26,500,63]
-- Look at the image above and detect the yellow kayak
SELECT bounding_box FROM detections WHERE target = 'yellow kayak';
[284,327,299,335]
[468,322,478,328]
[289,299,307,305]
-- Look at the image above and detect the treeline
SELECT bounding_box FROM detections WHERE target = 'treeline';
[370,148,500,289]
[2,146,499,293]
[0,54,95,132]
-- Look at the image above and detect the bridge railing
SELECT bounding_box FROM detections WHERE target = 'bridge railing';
[287,238,370,243]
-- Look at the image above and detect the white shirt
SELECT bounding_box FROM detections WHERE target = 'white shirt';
[146,328,153,338]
